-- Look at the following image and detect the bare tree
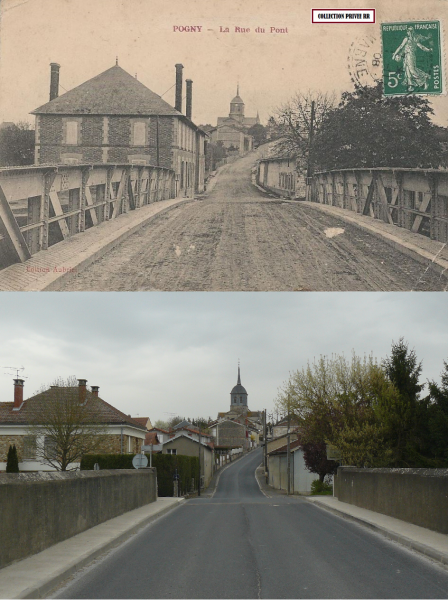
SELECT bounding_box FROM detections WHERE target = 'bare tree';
[270,90,336,172]
[26,376,109,471]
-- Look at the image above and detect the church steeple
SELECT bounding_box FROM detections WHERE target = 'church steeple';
[229,85,245,122]
[230,361,248,410]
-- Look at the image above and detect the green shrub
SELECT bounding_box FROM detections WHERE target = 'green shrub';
[311,479,333,495]
[80,453,199,497]
[6,444,19,473]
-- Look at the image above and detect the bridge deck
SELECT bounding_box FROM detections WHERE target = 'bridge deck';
[0,196,191,291]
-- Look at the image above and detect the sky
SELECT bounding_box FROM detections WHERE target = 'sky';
[0,0,447,127]
[0,292,447,424]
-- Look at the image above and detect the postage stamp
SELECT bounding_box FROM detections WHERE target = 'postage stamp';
[381,21,444,96]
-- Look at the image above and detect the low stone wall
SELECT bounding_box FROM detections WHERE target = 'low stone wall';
[0,468,156,569]
[335,467,448,534]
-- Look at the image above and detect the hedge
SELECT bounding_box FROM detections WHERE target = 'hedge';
[80,453,199,497]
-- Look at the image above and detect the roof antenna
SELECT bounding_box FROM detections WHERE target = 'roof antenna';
[3,366,27,379]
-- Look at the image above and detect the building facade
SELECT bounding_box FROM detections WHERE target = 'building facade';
[0,378,146,471]
[257,156,306,199]
[31,63,206,196]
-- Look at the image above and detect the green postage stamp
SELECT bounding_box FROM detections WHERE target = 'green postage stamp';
[381,21,444,96]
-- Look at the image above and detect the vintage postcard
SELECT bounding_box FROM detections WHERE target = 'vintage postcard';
[0,0,447,291]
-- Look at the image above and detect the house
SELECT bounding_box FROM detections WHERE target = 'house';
[257,155,306,199]
[272,415,301,439]
[132,417,153,430]
[267,437,318,494]
[31,62,206,196]
[0,378,147,471]
[161,432,214,488]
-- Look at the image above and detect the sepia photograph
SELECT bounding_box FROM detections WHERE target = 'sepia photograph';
[0,0,447,291]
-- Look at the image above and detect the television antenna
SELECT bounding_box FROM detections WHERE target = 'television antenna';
[3,366,27,379]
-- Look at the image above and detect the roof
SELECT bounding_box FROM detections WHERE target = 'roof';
[231,94,244,104]
[164,432,214,450]
[133,417,151,429]
[31,65,182,117]
[144,431,160,445]
[269,439,302,455]
[0,386,146,429]
[149,427,169,434]
[231,365,247,396]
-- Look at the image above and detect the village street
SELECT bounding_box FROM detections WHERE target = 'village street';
[54,449,448,599]
[60,151,446,292]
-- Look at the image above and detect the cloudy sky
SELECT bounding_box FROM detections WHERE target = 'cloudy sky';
[1,0,447,126]
[0,292,447,423]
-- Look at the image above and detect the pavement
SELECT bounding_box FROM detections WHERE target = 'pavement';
[255,466,448,569]
[0,497,184,599]
[0,196,194,291]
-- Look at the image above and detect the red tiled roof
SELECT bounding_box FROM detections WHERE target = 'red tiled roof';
[32,65,182,116]
[0,386,146,429]
[144,431,160,445]
[149,427,169,434]
[133,417,150,428]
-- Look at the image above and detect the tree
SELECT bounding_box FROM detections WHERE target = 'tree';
[302,441,337,482]
[269,90,336,172]
[27,376,109,471]
[379,339,425,466]
[0,122,34,166]
[154,419,169,430]
[423,361,448,464]
[6,444,19,473]
[247,123,267,147]
[312,83,444,171]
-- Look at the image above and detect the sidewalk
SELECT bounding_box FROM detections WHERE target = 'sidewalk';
[0,196,193,292]
[301,201,448,280]
[255,467,448,569]
[0,497,184,599]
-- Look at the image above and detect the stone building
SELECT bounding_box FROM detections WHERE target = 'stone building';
[212,86,259,154]
[161,432,214,487]
[0,378,146,471]
[257,156,306,199]
[31,62,206,196]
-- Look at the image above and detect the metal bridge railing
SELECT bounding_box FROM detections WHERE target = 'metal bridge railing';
[0,163,176,270]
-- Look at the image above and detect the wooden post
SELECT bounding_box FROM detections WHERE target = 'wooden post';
[42,169,57,250]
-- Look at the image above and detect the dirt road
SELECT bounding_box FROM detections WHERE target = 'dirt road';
[61,151,447,291]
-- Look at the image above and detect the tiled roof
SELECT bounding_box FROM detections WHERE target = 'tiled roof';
[0,386,146,429]
[133,417,150,428]
[269,439,302,455]
[31,65,182,116]
[144,431,160,445]
[149,427,169,434]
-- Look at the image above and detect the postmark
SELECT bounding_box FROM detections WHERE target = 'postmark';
[348,33,383,92]
[381,21,444,96]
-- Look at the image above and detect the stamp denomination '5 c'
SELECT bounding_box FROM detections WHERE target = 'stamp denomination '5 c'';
[381,21,444,96]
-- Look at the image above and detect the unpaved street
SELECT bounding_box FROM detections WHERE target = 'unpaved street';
[61,151,447,291]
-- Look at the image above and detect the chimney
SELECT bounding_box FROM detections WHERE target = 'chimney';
[50,63,60,101]
[91,385,99,397]
[13,379,24,410]
[175,64,184,113]
[186,79,193,120]
[78,378,87,404]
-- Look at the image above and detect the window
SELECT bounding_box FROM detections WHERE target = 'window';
[133,122,146,146]
[65,121,79,145]
[23,436,36,459]
[167,448,177,455]
[44,437,58,460]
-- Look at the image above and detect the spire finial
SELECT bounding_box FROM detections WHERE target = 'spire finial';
[237,82,239,96]
[116,56,118,66]
[237,359,241,385]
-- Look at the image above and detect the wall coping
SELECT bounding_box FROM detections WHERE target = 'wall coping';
[0,468,156,485]
[338,467,448,477]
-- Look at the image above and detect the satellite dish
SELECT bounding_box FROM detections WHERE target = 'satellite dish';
[132,453,148,469]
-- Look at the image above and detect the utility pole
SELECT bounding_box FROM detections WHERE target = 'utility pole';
[263,409,268,477]
[306,100,316,202]
[198,428,201,497]
[286,395,291,495]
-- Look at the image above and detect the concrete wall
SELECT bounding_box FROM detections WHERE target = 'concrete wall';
[335,467,448,534]
[0,468,156,569]
[292,449,318,494]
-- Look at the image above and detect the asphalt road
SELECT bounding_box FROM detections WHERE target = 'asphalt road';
[54,449,448,599]
[60,151,446,291]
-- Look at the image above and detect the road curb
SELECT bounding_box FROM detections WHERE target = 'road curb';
[306,498,448,569]
[12,499,185,599]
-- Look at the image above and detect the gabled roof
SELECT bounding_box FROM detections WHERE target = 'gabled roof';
[269,439,302,455]
[0,386,147,429]
[133,417,151,429]
[31,65,182,117]
[163,431,214,450]
[144,431,160,445]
